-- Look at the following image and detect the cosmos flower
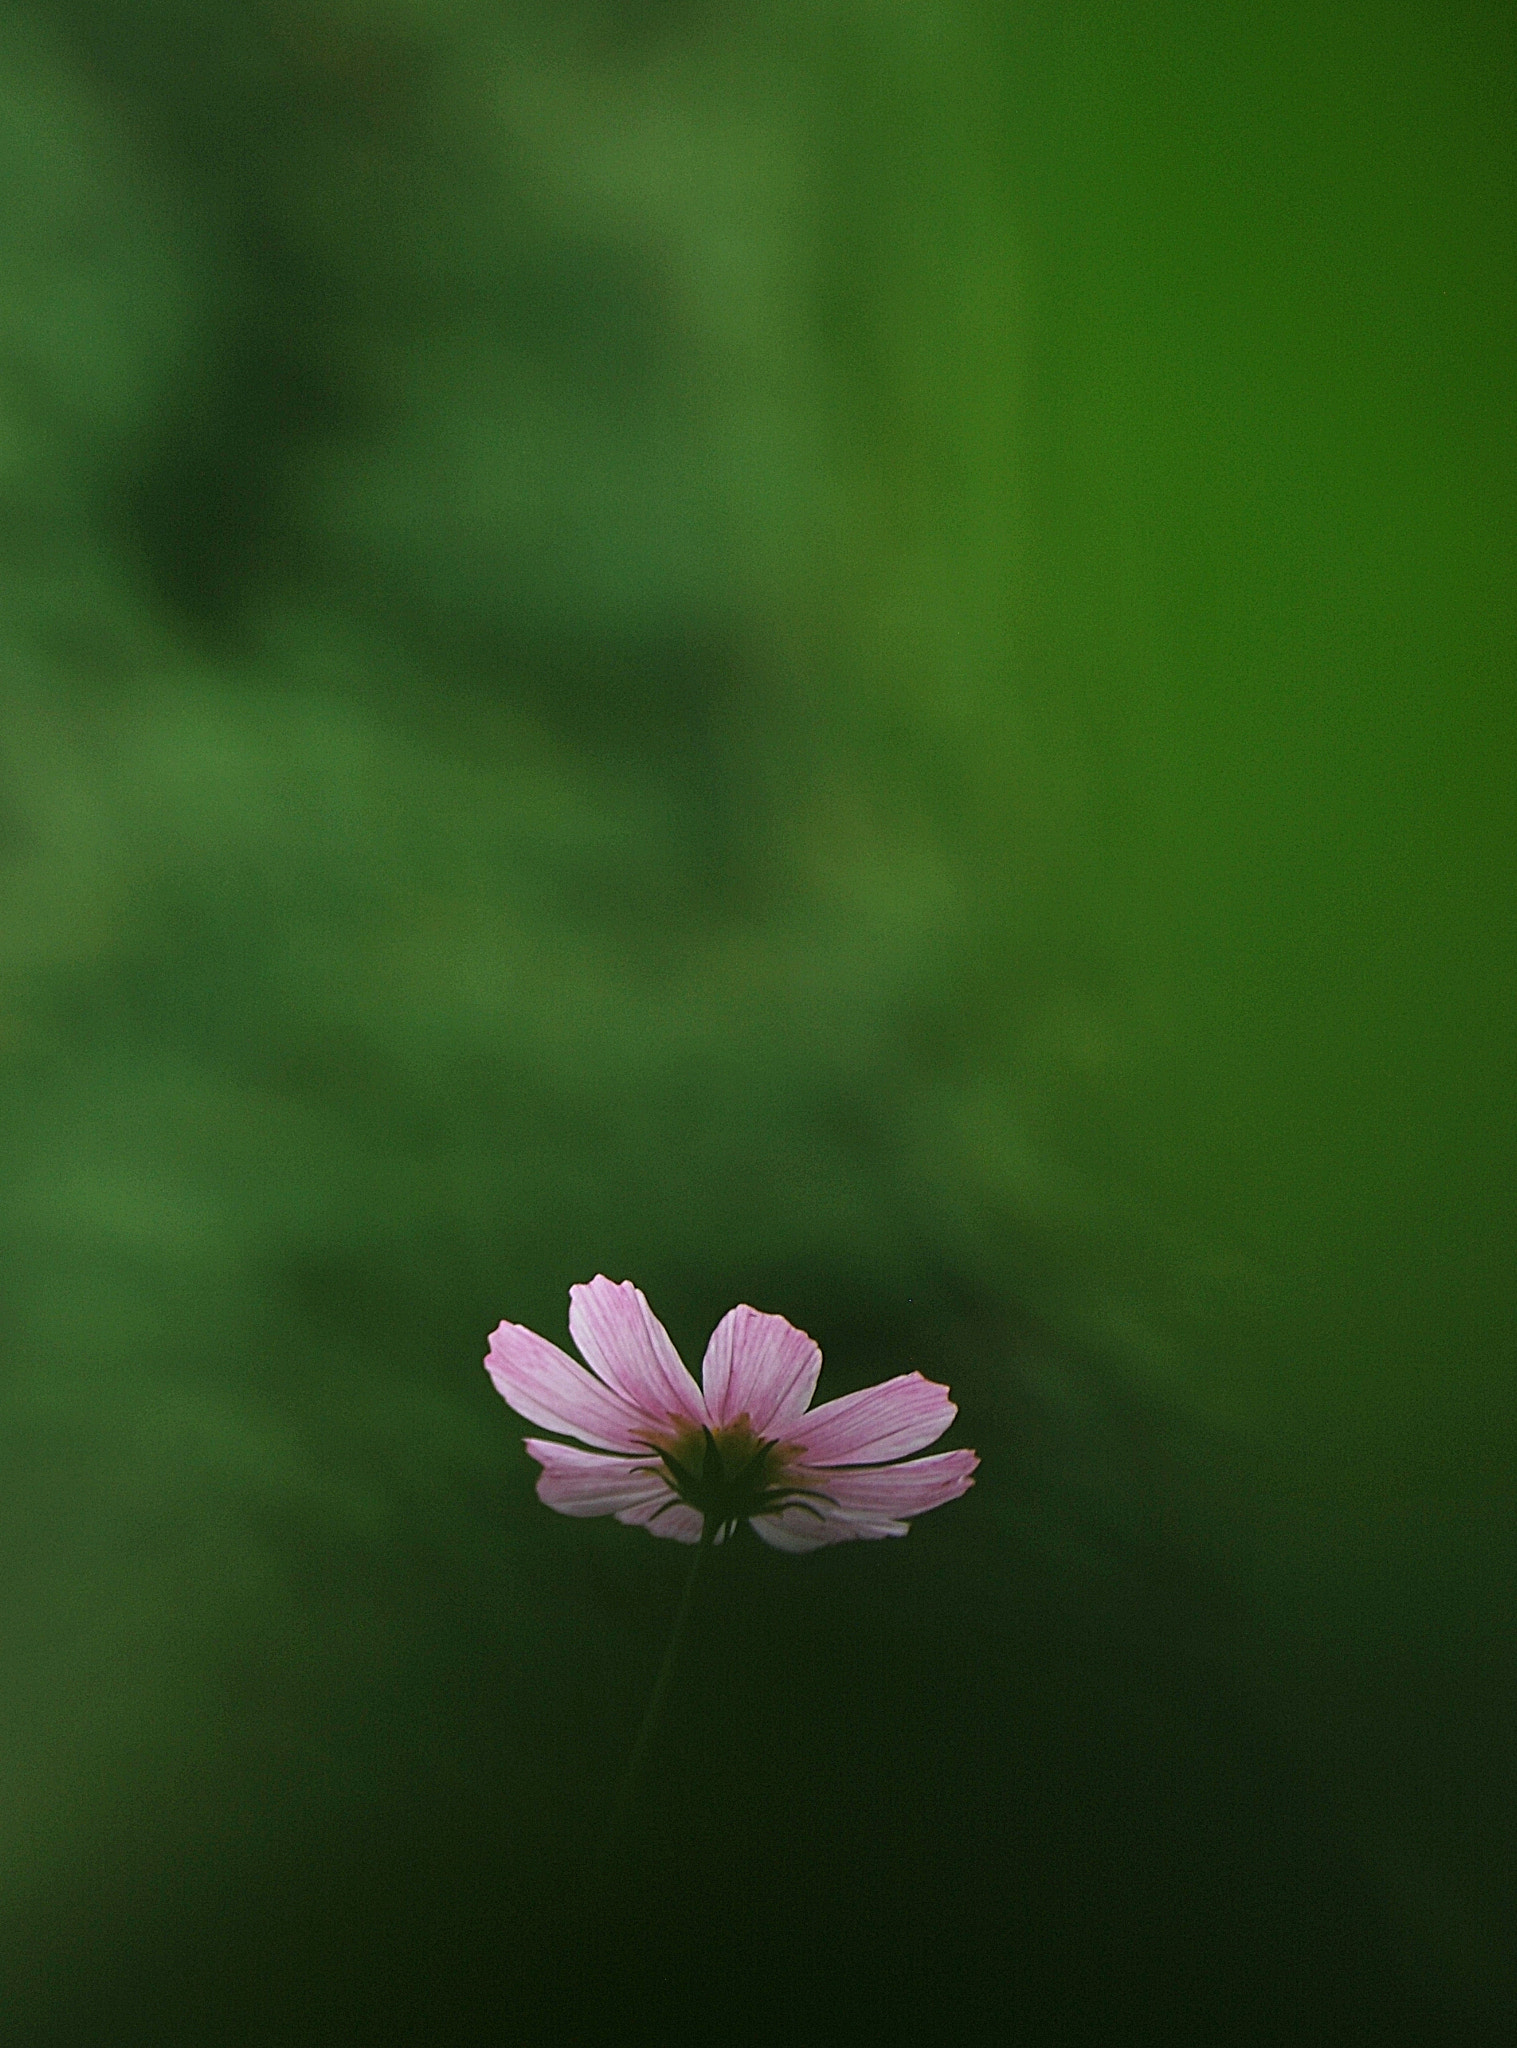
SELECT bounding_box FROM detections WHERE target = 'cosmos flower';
[484,1276,978,1551]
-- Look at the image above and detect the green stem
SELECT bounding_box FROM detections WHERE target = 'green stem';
[595,1523,714,1879]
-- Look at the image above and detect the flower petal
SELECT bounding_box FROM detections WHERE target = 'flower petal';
[568,1277,708,1431]
[749,1504,847,1553]
[485,1321,646,1451]
[523,1438,671,1517]
[815,1447,979,1518]
[782,1371,957,1466]
[614,1495,707,1543]
[750,1502,907,1551]
[701,1305,823,1434]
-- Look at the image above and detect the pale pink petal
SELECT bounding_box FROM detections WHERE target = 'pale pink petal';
[613,1496,706,1544]
[751,1502,908,1551]
[523,1438,671,1517]
[701,1305,823,1433]
[485,1321,646,1451]
[749,1504,847,1553]
[568,1277,708,1430]
[817,1448,979,1516]
[783,1372,957,1466]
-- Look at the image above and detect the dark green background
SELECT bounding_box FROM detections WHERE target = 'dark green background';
[1,3,1510,2040]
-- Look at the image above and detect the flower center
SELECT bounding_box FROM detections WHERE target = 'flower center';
[641,1416,826,1541]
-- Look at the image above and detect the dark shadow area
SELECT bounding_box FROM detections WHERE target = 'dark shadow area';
[2,1311,1496,2047]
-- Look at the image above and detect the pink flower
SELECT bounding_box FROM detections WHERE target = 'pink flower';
[484,1276,978,1551]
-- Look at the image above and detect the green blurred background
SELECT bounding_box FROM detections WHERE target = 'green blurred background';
[1,2,1511,2040]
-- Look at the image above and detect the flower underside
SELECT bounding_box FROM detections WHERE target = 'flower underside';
[485,1277,979,1550]
[641,1417,831,1543]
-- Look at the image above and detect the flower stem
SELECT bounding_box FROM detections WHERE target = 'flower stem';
[595,1524,714,1879]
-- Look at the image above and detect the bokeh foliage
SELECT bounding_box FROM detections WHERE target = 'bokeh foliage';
[1,1,1511,2038]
